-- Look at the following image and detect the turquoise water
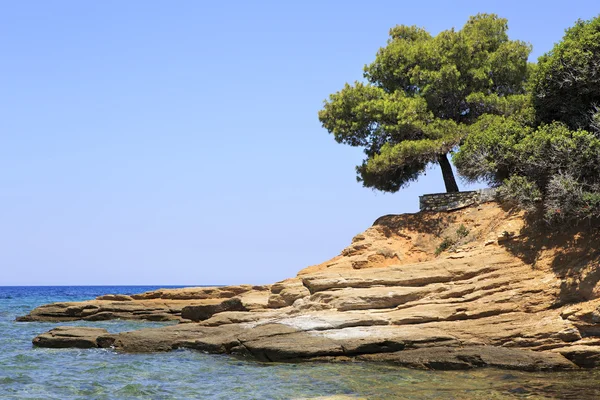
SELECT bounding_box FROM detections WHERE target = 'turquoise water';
[1,286,600,399]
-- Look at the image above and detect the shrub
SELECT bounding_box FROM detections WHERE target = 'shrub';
[435,237,455,256]
[456,224,470,239]
[496,175,542,212]
[544,174,600,224]
[455,120,600,225]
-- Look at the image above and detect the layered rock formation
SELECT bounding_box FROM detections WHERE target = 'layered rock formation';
[17,285,271,322]
[21,203,600,370]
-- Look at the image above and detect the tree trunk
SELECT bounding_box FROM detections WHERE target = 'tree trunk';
[437,153,459,193]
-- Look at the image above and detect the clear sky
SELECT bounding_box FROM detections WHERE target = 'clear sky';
[1,1,598,285]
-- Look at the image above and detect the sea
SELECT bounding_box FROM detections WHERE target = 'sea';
[1,286,600,399]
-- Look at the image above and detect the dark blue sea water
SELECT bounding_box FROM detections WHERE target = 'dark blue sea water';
[1,286,600,399]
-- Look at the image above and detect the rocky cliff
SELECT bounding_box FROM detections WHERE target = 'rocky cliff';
[21,202,600,370]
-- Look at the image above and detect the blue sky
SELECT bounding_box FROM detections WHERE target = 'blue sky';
[1,1,598,285]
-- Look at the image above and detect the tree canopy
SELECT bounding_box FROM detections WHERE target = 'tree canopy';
[454,15,600,225]
[532,16,600,130]
[319,13,531,193]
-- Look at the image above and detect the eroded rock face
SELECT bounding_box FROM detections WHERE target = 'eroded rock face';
[23,203,600,370]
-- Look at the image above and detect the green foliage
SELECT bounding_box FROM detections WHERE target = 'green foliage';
[496,176,542,212]
[591,106,600,134]
[454,117,600,224]
[453,115,530,184]
[435,237,455,256]
[456,118,600,184]
[456,224,470,239]
[532,15,600,130]
[544,174,600,224]
[319,14,531,193]
[451,16,600,226]
[435,225,470,256]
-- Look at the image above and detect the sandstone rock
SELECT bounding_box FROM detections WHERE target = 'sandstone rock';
[24,202,600,370]
[497,231,515,243]
[33,327,109,349]
[308,286,436,311]
[96,294,133,301]
[448,254,465,259]
[199,310,282,327]
[181,298,247,321]
[558,327,582,342]
[18,286,271,323]
[359,346,576,371]
[237,290,271,310]
[236,324,345,361]
[554,345,600,367]
[267,278,310,308]
[250,311,390,331]
[129,285,270,300]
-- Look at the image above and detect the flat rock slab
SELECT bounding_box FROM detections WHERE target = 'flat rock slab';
[31,324,579,371]
[357,346,577,371]
[33,327,111,349]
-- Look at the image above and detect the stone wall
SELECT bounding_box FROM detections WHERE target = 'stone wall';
[419,188,497,212]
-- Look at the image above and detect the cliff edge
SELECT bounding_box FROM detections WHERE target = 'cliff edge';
[20,202,600,370]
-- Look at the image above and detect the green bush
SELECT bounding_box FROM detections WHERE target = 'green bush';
[496,175,542,212]
[544,174,600,224]
[456,224,470,239]
[435,237,455,256]
[454,119,600,225]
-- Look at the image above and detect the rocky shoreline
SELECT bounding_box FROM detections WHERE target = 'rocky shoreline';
[19,203,600,370]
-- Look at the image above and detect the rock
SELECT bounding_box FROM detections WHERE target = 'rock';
[252,311,390,331]
[22,202,600,370]
[33,327,109,349]
[497,231,515,243]
[241,328,345,361]
[200,310,277,327]
[359,346,576,371]
[554,345,600,368]
[238,289,271,310]
[130,285,270,300]
[18,285,273,323]
[96,294,133,301]
[448,254,465,259]
[308,286,435,311]
[83,311,116,321]
[267,279,310,308]
[558,327,582,342]
[181,298,247,322]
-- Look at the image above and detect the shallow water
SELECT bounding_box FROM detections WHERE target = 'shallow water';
[1,286,600,399]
